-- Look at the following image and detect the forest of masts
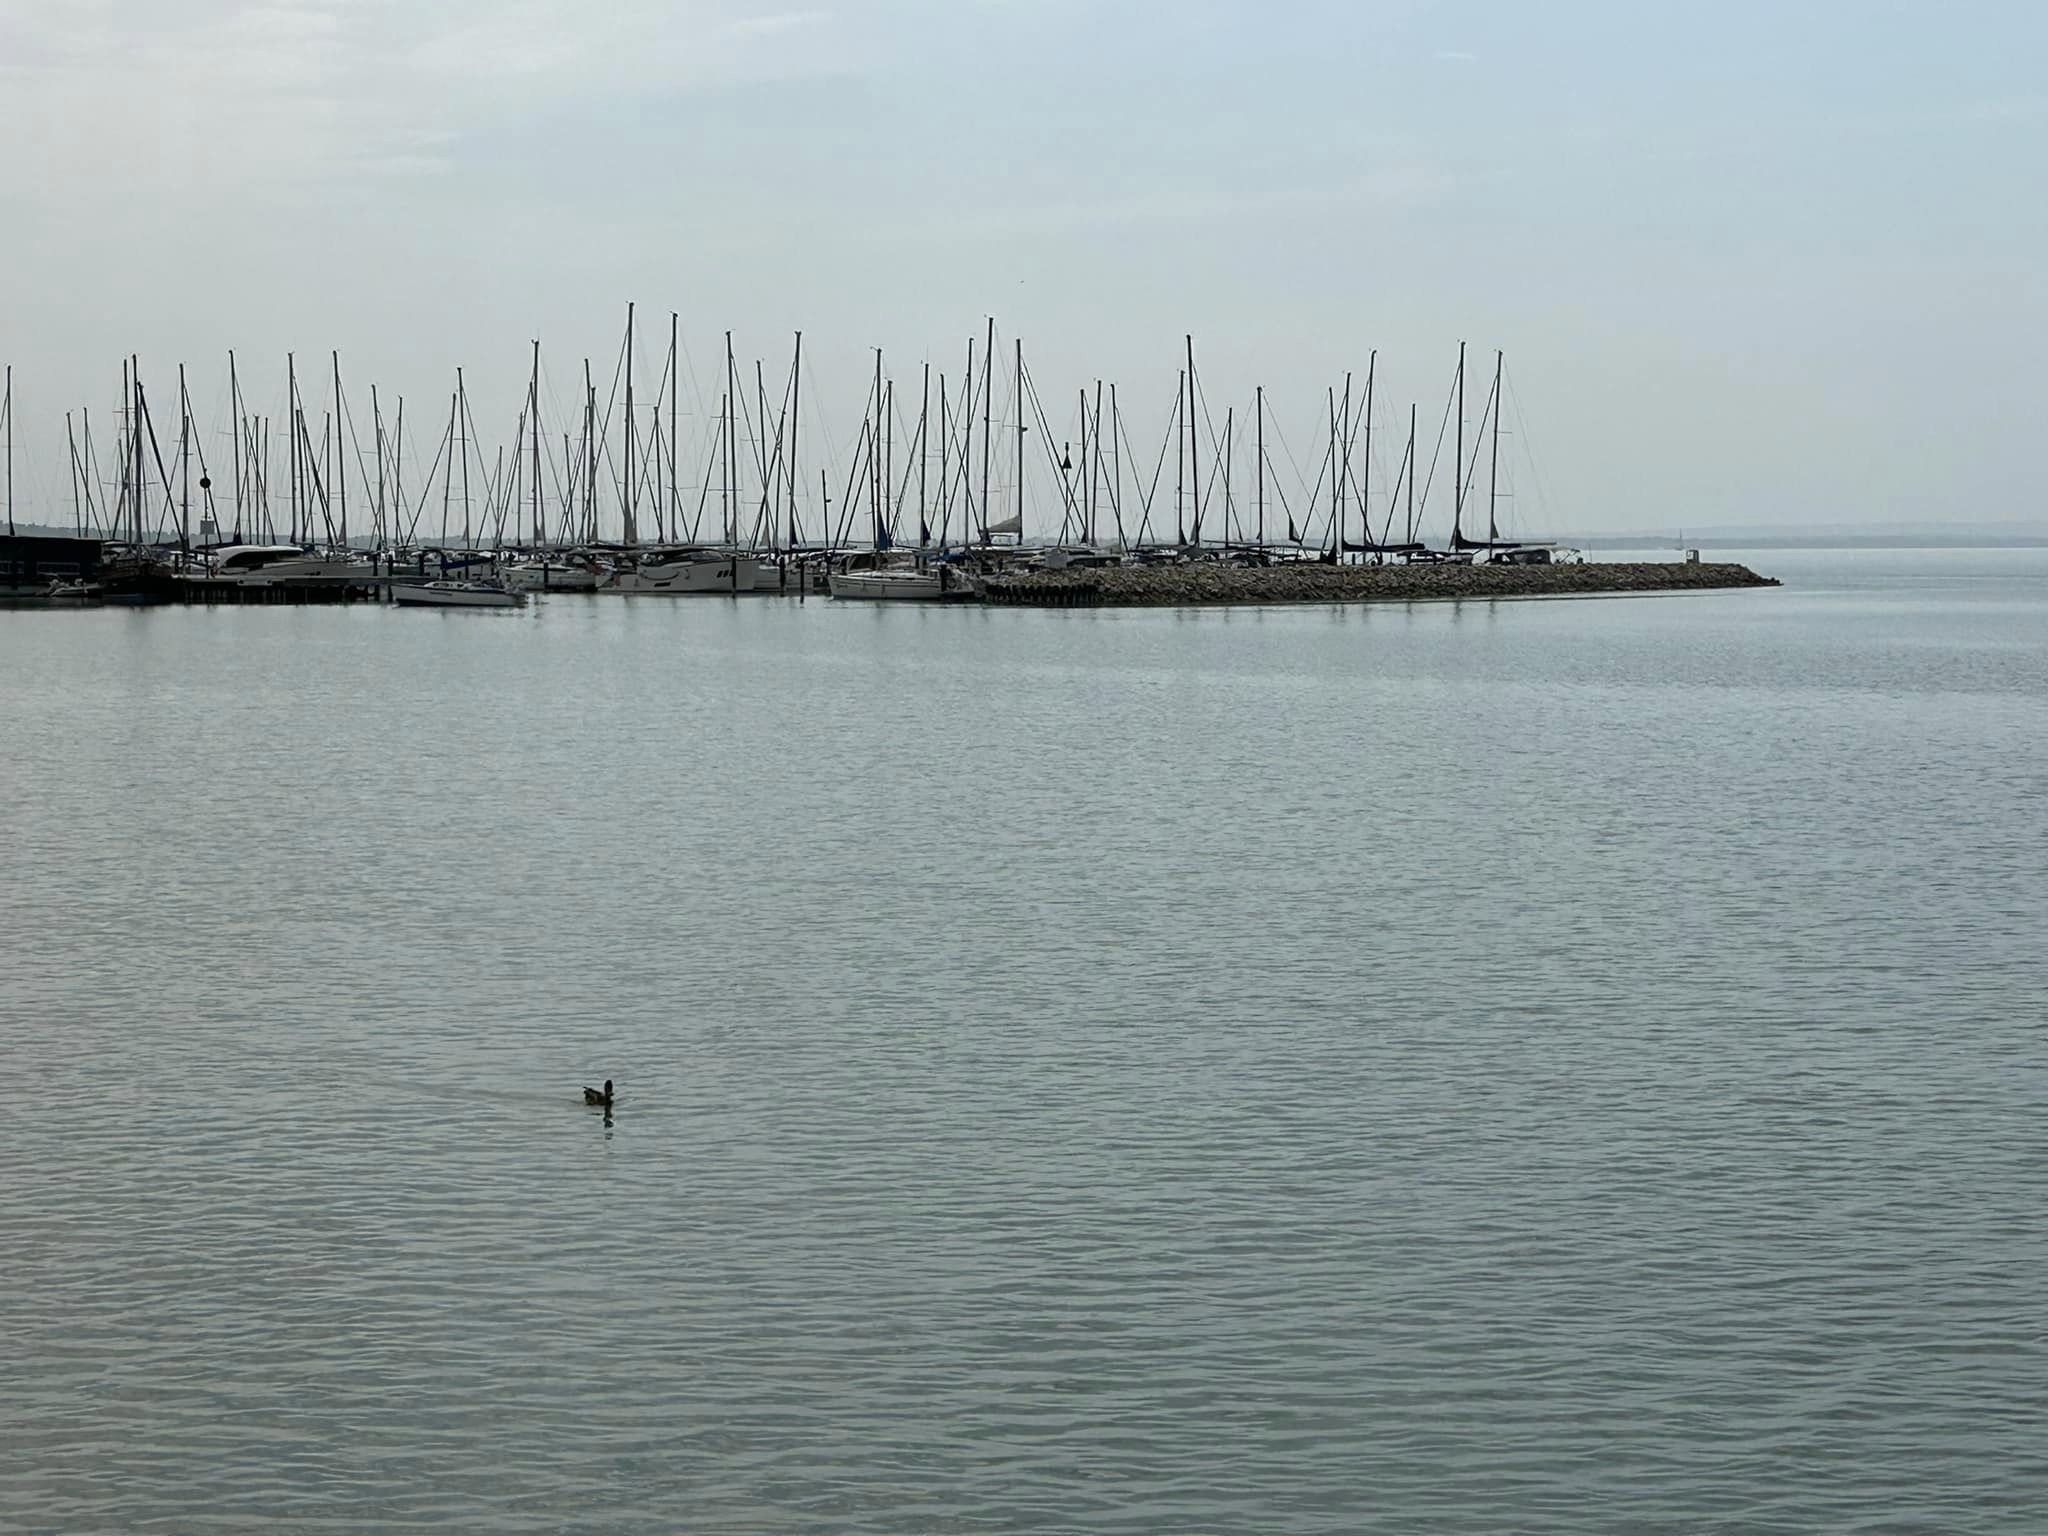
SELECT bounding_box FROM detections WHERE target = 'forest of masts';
[2,312,1537,558]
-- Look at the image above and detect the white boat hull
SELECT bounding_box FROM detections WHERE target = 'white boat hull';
[392,582,527,609]
[601,555,760,595]
[828,569,970,601]
[505,563,600,592]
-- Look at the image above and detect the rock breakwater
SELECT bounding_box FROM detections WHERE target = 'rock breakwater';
[982,561,1778,608]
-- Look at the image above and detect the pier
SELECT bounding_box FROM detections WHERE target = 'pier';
[981,560,1779,608]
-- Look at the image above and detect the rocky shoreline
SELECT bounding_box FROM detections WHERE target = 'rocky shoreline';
[982,560,1779,608]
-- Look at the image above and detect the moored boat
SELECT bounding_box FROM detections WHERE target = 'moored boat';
[391,579,527,609]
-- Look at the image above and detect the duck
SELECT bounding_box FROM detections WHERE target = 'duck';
[583,1079,614,1107]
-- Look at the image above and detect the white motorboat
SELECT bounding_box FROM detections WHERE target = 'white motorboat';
[504,558,601,593]
[391,579,528,609]
[828,564,973,601]
[599,548,760,595]
[188,544,361,585]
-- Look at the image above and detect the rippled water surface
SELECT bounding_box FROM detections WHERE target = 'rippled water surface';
[4,550,2046,1533]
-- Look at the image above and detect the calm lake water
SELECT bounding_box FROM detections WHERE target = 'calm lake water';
[3,550,2045,1533]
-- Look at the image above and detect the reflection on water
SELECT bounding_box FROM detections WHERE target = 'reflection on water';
[3,551,2046,1533]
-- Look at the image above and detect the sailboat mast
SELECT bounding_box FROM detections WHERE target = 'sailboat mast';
[532,340,543,546]
[333,353,347,550]
[67,411,81,537]
[393,397,404,548]
[1186,336,1200,546]
[1180,360,1191,545]
[1453,340,1466,545]
[373,385,385,549]
[178,363,191,554]
[668,315,679,544]
[789,332,803,549]
[1361,351,1376,557]
[1256,384,1264,550]
[1336,370,1351,558]
[440,390,455,547]
[287,352,299,545]
[584,360,596,542]
[228,351,242,537]
[3,364,11,538]
[1406,403,1417,545]
[919,361,930,545]
[458,369,472,548]
[1488,349,1504,544]
[726,330,739,547]
[980,319,993,543]
[624,304,636,546]
[1014,337,1024,542]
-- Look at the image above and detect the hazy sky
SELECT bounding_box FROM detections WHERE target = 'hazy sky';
[2,0,2043,536]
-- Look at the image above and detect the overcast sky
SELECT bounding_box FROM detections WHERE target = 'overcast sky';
[2,0,2043,537]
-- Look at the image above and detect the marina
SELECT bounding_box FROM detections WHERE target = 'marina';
[0,325,1780,612]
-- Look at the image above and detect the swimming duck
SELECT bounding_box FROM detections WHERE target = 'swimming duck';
[583,1080,614,1107]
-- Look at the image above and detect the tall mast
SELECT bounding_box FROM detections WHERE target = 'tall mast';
[668,315,679,543]
[726,330,739,546]
[1111,382,1123,550]
[1453,341,1466,545]
[1077,387,1088,545]
[584,360,596,542]
[756,359,769,548]
[1186,336,1200,545]
[440,390,455,547]
[1488,349,1504,544]
[938,375,950,548]
[531,340,543,546]
[1336,369,1351,558]
[789,332,803,549]
[871,349,884,548]
[458,369,471,548]
[918,361,930,545]
[1092,381,1104,545]
[1255,384,1264,550]
[980,318,993,543]
[178,363,191,553]
[623,303,636,546]
[287,352,299,544]
[228,351,243,538]
[1014,336,1024,542]
[393,397,404,547]
[1406,403,1418,545]
[3,364,11,537]
[67,411,81,537]
[333,353,347,550]
[1361,351,1376,555]
[962,337,976,540]
[1179,370,1196,544]
[373,385,386,548]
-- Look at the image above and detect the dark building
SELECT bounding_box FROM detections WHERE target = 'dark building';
[1,533,104,595]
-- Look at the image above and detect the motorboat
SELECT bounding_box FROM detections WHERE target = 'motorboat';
[504,556,601,593]
[599,548,760,595]
[189,544,360,585]
[391,579,527,609]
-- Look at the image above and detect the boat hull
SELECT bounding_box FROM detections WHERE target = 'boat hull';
[828,569,972,601]
[392,582,527,609]
[601,555,760,595]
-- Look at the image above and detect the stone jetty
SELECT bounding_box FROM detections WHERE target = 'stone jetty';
[981,560,1778,608]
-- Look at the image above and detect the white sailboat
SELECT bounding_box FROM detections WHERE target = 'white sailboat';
[828,560,973,601]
